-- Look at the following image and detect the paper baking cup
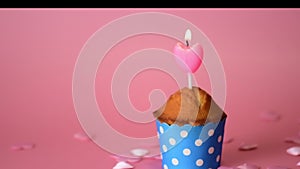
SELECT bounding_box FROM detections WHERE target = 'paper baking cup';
[156,118,226,169]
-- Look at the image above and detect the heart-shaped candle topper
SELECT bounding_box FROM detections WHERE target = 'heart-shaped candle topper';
[173,29,204,89]
[173,42,203,73]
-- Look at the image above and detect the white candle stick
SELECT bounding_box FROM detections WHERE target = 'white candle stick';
[185,29,193,89]
[188,73,192,89]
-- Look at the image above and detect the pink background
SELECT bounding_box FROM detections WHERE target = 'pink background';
[1,9,300,169]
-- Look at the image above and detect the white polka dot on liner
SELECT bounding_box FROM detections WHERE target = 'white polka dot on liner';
[208,129,214,136]
[169,138,176,145]
[218,135,222,142]
[159,126,164,134]
[208,147,215,154]
[163,164,168,169]
[180,130,188,138]
[183,148,191,156]
[216,155,220,162]
[196,159,204,166]
[195,139,203,146]
[172,158,179,166]
[157,132,160,139]
[162,145,167,152]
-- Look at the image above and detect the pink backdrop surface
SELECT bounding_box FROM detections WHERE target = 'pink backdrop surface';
[1,9,300,169]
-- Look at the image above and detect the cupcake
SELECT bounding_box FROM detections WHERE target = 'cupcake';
[153,86,227,169]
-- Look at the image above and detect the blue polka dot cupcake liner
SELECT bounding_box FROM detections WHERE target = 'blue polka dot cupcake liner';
[156,118,226,169]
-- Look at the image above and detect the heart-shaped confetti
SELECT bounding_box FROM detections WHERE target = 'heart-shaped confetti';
[238,143,258,151]
[113,161,134,169]
[236,163,260,169]
[130,148,149,157]
[286,146,300,156]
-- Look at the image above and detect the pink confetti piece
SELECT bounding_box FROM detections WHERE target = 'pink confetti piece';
[73,132,91,141]
[286,146,300,156]
[266,166,290,169]
[238,143,258,151]
[260,110,280,121]
[113,161,134,169]
[236,163,261,169]
[297,161,300,167]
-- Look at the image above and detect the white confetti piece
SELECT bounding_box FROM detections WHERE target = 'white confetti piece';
[286,146,300,156]
[113,161,134,169]
[130,148,149,157]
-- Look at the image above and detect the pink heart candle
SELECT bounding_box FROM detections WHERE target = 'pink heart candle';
[173,29,204,89]
[173,42,203,73]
